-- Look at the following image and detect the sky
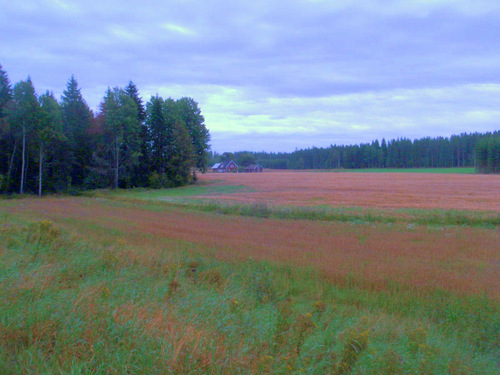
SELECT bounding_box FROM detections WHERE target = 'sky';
[1,0,499,153]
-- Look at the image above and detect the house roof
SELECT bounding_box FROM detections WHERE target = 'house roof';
[245,164,263,169]
[212,161,238,169]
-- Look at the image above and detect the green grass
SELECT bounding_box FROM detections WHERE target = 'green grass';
[94,189,499,228]
[0,216,498,373]
[97,183,252,202]
[177,201,499,227]
[85,182,499,228]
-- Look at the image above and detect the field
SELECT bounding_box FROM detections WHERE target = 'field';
[1,170,499,373]
[192,170,499,211]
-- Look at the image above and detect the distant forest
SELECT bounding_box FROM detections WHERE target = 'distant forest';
[0,64,210,195]
[212,131,500,173]
[1,64,499,197]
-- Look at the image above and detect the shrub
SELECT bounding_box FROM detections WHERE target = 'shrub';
[334,329,370,374]
[199,268,225,289]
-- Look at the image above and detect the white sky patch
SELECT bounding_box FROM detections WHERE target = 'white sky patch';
[204,83,500,152]
[47,0,80,13]
[341,0,500,16]
[161,23,196,36]
[107,25,144,43]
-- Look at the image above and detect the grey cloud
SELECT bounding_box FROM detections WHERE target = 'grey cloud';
[1,0,499,151]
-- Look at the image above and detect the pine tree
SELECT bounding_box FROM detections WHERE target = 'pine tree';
[60,75,93,188]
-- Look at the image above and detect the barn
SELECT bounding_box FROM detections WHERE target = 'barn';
[244,164,264,173]
[212,160,239,173]
[212,163,223,172]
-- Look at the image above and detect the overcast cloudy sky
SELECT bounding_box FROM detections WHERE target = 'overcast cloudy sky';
[1,0,499,152]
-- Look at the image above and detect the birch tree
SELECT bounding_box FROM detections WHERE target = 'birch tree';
[7,78,39,194]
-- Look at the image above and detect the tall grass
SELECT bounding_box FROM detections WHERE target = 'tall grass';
[178,200,500,227]
[1,216,498,373]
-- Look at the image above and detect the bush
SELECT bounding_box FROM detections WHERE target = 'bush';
[83,169,110,190]
[148,172,174,189]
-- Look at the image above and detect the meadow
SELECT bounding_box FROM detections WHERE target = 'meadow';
[1,170,499,373]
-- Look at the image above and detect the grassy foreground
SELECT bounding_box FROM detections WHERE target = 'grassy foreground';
[1,212,499,374]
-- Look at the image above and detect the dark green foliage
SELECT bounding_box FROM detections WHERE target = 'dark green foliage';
[176,97,210,173]
[0,65,13,191]
[6,78,40,194]
[145,96,195,187]
[124,81,145,123]
[236,152,256,167]
[100,87,141,189]
[37,92,65,195]
[0,63,210,194]
[476,135,500,174]
[0,64,12,119]
[60,75,93,188]
[212,132,498,171]
[146,95,168,176]
[125,81,149,186]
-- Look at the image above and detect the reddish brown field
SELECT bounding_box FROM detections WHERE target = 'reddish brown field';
[197,171,500,211]
[5,195,500,300]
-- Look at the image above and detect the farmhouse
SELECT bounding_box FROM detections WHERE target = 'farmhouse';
[244,164,263,173]
[212,160,239,173]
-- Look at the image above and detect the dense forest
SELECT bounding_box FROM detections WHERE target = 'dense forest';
[0,64,210,195]
[212,131,500,173]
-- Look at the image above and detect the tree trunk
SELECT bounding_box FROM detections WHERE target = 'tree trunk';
[38,142,43,197]
[114,141,119,189]
[7,138,17,191]
[24,147,29,193]
[20,125,26,194]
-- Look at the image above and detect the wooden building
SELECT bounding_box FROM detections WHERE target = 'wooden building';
[212,160,239,173]
[244,164,263,173]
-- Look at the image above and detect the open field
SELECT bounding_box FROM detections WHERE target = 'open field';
[194,170,500,211]
[332,167,476,174]
[1,171,499,373]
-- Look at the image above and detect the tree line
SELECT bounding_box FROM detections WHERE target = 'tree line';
[211,131,499,173]
[0,64,210,195]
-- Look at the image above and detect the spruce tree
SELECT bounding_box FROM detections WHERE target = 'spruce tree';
[0,64,13,190]
[146,95,167,177]
[0,64,12,119]
[60,75,93,188]
[125,81,148,186]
